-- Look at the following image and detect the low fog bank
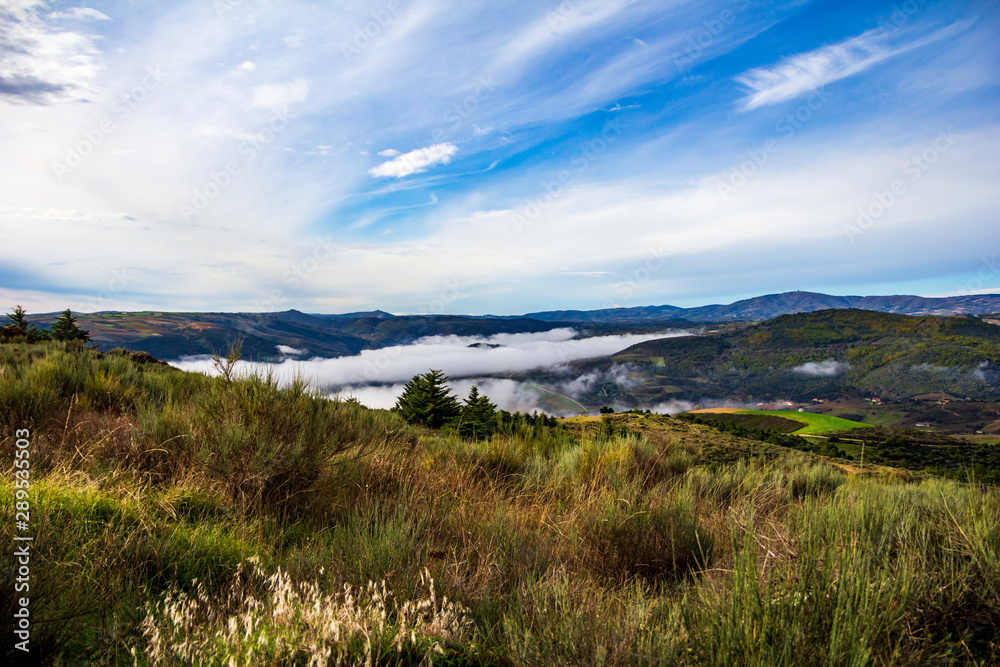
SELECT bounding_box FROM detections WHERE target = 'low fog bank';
[647,399,749,415]
[170,329,689,388]
[911,361,993,382]
[793,359,850,377]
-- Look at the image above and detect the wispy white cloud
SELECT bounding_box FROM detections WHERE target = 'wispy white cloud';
[492,0,631,71]
[368,142,458,178]
[0,0,46,12]
[0,0,104,104]
[251,78,311,113]
[735,22,969,110]
[737,30,891,110]
[0,1,995,315]
[48,7,110,21]
[2,117,997,315]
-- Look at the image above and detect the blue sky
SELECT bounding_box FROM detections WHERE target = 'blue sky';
[0,0,997,315]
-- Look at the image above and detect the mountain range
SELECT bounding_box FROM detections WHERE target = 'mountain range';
[20,291,1000,361]
[520,291,1000,323]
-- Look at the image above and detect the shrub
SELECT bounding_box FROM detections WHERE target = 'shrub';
[188,374,397,510]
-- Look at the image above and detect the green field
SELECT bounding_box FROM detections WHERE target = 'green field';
[735,410,874,435]
[826,407,905,427]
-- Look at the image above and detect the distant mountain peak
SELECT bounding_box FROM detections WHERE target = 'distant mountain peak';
[522,292,1000,324]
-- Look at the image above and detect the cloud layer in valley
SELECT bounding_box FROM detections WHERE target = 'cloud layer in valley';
[169,329,691,412]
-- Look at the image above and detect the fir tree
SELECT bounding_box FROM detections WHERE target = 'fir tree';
[6,305,30,330]
[394,369,461,428]
[458,385,497,440]
[49,309,91,342]
[5,305,50,342]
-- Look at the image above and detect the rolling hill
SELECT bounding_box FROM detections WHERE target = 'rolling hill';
[24,310,564,361]
[608,309,1000,403]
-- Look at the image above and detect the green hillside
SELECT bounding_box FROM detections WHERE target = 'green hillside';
[1,340,998,664]
[611,309,1000,403]
[739,410,874,434]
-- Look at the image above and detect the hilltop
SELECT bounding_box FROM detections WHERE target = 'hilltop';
[24,310,566,361]
[511,309,1000,413]
[617,308,1000,401]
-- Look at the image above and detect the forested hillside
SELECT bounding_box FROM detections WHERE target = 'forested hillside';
[612,309,1000,402]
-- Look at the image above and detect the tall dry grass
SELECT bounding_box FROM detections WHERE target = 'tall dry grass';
[1,341,997,665]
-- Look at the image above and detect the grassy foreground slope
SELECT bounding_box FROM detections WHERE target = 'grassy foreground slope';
[1,341,998,665]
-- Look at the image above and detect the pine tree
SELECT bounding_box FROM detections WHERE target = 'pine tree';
[394,370,461,428]
[49,309,91,342]
[458,385,497,440]
[5,305,50,342]
[6,305,30,330]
